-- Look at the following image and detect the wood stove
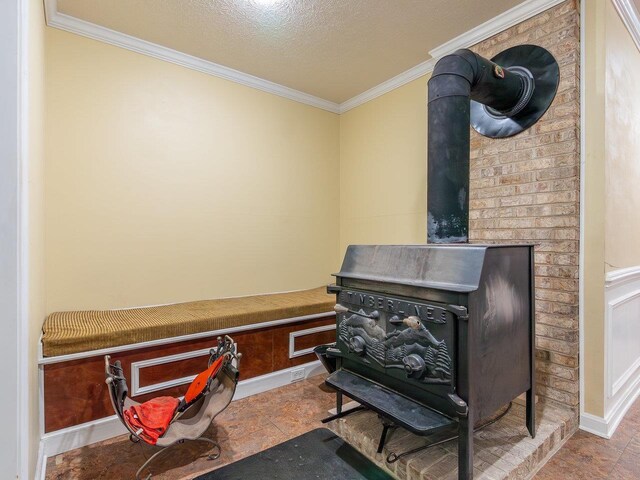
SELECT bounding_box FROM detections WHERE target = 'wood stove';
[322,43,559,480]
[324,244,535,479]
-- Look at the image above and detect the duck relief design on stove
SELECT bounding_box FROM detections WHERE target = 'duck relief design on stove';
[338,310,452,385]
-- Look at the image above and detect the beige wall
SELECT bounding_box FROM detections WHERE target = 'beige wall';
[45,28,340,312]
[582,0,640,419]
[604,0,640,271]
[582,0,607,417]
[580,2,608,417]
[44,23,426,313]
[28,0,46,475]
[582,0,640,418]
[339,76,428,256]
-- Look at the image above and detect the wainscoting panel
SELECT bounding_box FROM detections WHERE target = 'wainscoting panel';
[608,289,640,398]
[599,267,640,437]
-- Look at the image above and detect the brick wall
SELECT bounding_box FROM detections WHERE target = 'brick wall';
[467,0,580,410]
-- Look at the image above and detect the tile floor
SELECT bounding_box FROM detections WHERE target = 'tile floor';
[45,374,640,480]
[534,396,640,480]
[45,375,336,480]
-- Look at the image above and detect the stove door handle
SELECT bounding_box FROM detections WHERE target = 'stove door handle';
[446,304,469,320]
[325,347,344,358]
[334,304,380,320]
[448,393,469,417]
[389,315,421,326]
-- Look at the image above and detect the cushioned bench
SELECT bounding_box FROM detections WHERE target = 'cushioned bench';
[42,287,335,357]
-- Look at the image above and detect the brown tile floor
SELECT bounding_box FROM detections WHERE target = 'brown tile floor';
[47,375,640,480]
[534,396,640,480]
[45,375,336,480]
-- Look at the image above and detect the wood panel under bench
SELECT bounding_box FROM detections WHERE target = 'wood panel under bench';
[42,315,335,432]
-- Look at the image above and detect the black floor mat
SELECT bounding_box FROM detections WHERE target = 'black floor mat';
[194,428,394,480]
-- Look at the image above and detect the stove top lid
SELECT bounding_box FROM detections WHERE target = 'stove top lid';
[334,244,494,293]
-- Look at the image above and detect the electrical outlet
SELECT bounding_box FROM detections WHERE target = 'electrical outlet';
[290,367,306,383]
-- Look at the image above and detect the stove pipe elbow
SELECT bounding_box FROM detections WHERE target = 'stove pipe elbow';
[427,49,531,243]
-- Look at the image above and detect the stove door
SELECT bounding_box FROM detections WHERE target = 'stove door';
[334,292,387,374]
[335,289,458,397]
[382,301,456,392]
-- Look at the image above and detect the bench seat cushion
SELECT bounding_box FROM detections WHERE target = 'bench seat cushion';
[42,287,334,357]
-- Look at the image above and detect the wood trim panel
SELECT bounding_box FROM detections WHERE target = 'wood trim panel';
[289,325,336,358]
[43,315,335,432]
[137,352,209,389]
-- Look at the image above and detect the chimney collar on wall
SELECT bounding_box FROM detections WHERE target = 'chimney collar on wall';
[470,44,560,139]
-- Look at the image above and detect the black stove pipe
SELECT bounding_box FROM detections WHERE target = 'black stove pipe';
[427,49,531,243]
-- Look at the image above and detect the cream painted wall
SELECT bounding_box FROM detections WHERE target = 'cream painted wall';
[582,0,607,418]
[582,0,640,421]
[339,76,428,256]
[604,1,640,271]
[45,28,340,312]
[28,1,46,475]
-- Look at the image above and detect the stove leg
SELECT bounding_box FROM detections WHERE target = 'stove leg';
[377,424,391,454]
[526,388,536,438]
[336,391,343,415]
[376,419,395,454]
[458,413,474,480]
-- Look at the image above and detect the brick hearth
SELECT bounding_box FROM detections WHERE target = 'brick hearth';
[328,403,576,480]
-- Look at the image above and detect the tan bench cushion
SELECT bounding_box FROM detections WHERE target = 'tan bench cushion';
[42,287,334,357]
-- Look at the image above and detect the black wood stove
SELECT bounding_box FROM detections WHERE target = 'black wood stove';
[322,43,559,479]
[324,244,535,479]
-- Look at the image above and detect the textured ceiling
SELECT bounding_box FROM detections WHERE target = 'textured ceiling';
[57,0,524,103]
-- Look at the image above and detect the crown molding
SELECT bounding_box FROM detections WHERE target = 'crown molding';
[341,0,565,113]
[611,0,640,52]
[45,0,564,115]
[429,0,566,59]
[338,58,436,113]
[43,0,341,114]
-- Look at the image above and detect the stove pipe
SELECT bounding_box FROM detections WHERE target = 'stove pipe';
[426,46,559,243]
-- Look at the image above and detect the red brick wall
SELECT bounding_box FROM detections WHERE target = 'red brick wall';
[467,0,580,410]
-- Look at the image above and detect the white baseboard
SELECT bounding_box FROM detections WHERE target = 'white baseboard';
[234,360,325,400]
[579,412,610,438]
[39,360,325,464]
[35,441,47,480]
[580,364,640,438]
[41,413,126,459]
